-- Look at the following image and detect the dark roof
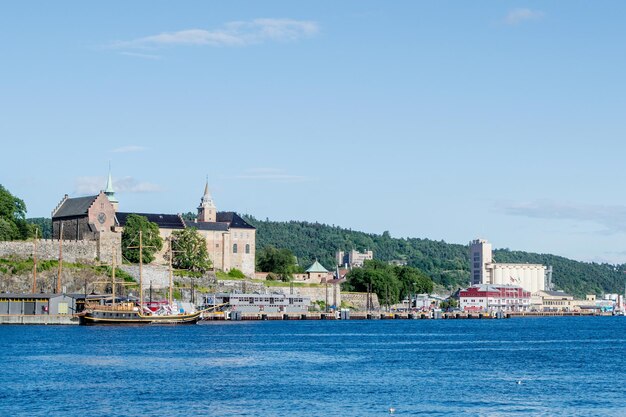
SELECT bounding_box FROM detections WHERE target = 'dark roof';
[116,212,185,230]
[216,212,255,229]
[53,195,97,218]
[186,222,230,232]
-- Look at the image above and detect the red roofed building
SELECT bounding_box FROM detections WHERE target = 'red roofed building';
[460,284,531,312]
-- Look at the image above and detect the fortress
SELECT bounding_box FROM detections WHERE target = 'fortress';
[46,173,256,275]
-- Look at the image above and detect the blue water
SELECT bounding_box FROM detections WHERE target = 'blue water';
[0,317,624,416]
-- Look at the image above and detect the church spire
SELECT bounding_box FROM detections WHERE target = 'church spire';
[104,166,119,210]
[197,177,216,222]
[202,176,211,203]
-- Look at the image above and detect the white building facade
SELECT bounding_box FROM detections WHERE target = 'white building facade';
[470,239,548,294]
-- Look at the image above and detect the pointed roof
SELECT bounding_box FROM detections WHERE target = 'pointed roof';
[199,178,215,207]
[104,170,118,203]
[306,260,328,273]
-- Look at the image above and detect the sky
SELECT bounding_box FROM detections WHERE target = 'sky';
[2,1,626,264]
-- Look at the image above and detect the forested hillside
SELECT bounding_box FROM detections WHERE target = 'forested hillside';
[24,214,625,297]
[245,216,626,297]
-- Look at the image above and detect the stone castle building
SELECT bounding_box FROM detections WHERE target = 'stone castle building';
[51,174,256,275]
[51,173,121,264]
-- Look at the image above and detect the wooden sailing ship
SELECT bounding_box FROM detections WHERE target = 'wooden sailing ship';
[79,232,202,325]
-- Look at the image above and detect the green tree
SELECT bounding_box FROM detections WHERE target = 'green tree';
[342,260,401,307]
[170,227,212,273]
[180,212,197,222]
[256,246,298,281]
[439,298,458,310]
[0,184,33,240]
[122,214,163,264]
[26,217,52,239]
[395,265,434,300]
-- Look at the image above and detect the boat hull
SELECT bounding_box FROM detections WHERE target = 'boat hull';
[79,310,201,325]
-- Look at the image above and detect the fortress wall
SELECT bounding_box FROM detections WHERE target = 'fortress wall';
[342,292,380,310]
[0,240,98,264]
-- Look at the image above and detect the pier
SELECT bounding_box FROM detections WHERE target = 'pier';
[0,314,78,325]
[202,310,614,321]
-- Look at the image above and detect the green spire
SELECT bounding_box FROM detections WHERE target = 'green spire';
[104,168,118,203]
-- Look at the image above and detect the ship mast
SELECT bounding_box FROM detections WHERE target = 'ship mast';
[169,236,173,306]
[139,230,143,311]
[57,223,63,294]
[32,228,38,293]
[111,247,116,308]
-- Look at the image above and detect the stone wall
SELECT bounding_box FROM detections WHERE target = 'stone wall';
[0,236,122,265]
[342,292,380,310]
[96,232,122,264]
[0,239,98,264]
[120,264,171,289]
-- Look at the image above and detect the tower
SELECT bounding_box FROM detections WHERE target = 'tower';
[197,179,216,222]
[469,239,492,285]
[104,169,119,212]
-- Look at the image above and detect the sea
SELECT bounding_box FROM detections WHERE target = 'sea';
[0,316,624,417]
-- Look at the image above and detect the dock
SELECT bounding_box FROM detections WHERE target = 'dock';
[202,310,614,321]
[0,314,79,325]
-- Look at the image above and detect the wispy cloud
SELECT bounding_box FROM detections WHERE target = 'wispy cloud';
[75,176,163,194]
[497,200,626,234]
[503,8,545,25]
[228,168,312,183]
[110,145,147,153]
[111,18,319,50]
[119,51,162,60]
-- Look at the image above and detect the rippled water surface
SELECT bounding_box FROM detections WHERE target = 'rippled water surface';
[1,317,625,416]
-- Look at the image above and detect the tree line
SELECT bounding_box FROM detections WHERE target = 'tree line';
[244,216,626,297]
[3,178,622,298]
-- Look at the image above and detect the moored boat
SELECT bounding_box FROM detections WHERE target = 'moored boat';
[78,302,201,325]
[78,233,202,325]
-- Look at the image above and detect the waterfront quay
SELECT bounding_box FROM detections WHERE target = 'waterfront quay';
[0,309,615,325]
[201,310,614,321]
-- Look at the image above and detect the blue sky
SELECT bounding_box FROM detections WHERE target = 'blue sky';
[2,1,626,263]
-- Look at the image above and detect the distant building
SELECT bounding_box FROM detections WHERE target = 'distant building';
[460,284,531,312]
[52,175,256,275]
[51,190,121,264]
[469,239,550,293]
[287,260,333,284]
[336,249,373,268]
[532,291,622,312]
[115,180,256,275]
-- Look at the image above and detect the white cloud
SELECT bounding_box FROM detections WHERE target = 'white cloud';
[119,51,162,60]
[497,200,626,234]
[229,168,311,183]
[110,145,147,153]
[74,176,163,195]
[111,18,319,49]
[504,8,545,25]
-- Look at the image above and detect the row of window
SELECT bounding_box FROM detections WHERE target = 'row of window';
[233,244,251,254]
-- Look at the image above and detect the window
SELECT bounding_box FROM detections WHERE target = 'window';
[233,243,238,253]
[245,244,250,254]
[216,243,219,248]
